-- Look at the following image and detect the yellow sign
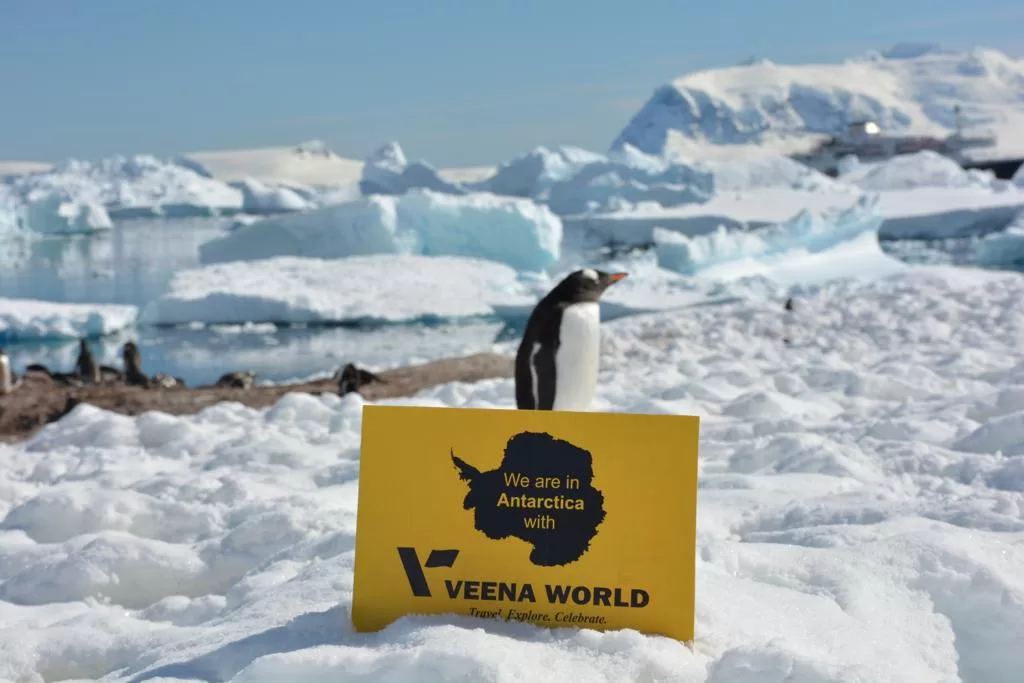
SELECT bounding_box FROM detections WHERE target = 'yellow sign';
[351,404,701,642]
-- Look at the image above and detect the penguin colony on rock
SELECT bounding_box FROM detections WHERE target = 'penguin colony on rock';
[1,338,385,398]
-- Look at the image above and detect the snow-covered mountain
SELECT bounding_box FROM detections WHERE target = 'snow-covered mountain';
[612,43,1024,161]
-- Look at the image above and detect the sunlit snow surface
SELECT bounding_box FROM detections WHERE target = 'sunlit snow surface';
[3,265,1024,682]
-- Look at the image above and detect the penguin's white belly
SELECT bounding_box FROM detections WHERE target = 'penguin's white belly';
[553,302,601,411]
[0,356,11,394]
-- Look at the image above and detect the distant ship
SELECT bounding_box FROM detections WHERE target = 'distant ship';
[789,107,1023,179]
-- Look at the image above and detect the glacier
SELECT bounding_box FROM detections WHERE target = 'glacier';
[612,44,1024,159]
[198,189,563,273]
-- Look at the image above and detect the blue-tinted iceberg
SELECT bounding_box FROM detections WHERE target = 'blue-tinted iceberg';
[653,193,898,283]
[199,189,562,273]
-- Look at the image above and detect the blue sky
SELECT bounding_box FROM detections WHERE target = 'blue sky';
[2,0,1022,167]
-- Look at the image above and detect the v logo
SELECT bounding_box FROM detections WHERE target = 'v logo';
[396,547,460,597]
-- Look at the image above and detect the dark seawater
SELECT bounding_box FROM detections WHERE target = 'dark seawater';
[0,218,1018,387]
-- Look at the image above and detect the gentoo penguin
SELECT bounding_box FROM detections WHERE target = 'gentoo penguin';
[0,347,16,395]
[75,338,101,384]
[514,268,627,411]
[216,370,256,389]
[122,341,150,387]
[335,362,386,396]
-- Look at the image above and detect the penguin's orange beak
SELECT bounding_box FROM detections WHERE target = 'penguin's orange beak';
[607,272,628,284]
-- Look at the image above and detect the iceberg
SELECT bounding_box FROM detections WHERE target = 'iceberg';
[0,298,138,343]
[22,192,113,234]
[976,208,1024,268]
[359,142,468,196]
[351,143,715,217]
[480,146,607,198]
[199,189,563,273]
[228,178,313,214]
[6,154,244,219]
[653,194,904,284]
[139,254,536,327]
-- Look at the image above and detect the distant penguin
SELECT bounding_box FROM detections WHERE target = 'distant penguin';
[514,268,627,411]
[122,341,150,387]
[782,297,795,345]
[75,338,100,384]
[0,347,16,395]
[216,370,256,389]
[23,363,78,386]
[335,362,386,396]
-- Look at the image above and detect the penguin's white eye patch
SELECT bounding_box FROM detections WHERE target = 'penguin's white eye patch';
[581,268,598,282]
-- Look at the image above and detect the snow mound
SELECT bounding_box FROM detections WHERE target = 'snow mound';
[839,150,1015,192]
[0,298,138,343]
[654,194,902,284]
[138,254,534,327]
[5,155,244,219]
[613,44,1024,157]
[199,190,563,273]
[6,266,1024,682]
[359,142,467,196]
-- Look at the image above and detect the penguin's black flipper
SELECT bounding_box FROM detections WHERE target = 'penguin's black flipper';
[514,305,559,410]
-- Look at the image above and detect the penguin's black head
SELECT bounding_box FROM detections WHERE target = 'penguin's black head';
[550,268,628,304]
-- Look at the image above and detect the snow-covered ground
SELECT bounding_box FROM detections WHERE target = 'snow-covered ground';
[0,298,138,343]
[3,264,1024,682]
[613,43,1024,162]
